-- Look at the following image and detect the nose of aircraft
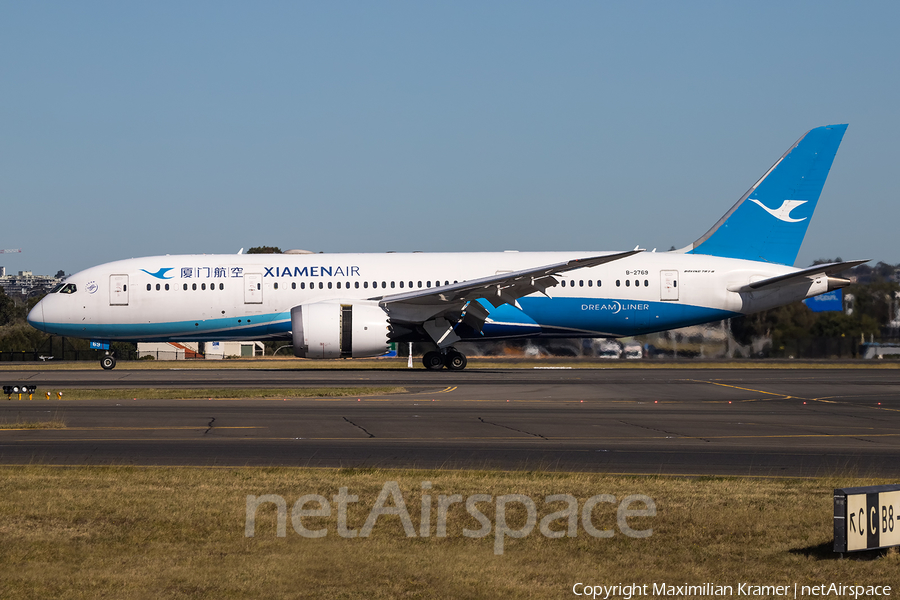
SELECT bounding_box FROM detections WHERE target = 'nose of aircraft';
[27,300,45,332]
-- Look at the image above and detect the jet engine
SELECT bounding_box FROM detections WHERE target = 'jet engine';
[291,301,390,359]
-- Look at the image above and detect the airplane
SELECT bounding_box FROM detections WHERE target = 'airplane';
[27,124,864,370]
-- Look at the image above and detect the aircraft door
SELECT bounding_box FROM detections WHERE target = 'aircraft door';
[244,273,263,304]
[660,270,679,301]
[109,275,129,305]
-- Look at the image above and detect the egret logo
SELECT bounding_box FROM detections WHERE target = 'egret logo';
[86,281,98,294]
[749,199,808,223]
[140,268,174,280]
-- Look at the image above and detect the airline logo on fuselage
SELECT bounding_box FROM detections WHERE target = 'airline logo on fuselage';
[141,268,174,279]
[264,266,361,277]
[142,265,362,279]
[748,199,808,223]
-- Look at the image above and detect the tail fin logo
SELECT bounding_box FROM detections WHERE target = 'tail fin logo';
[748,199,808,223]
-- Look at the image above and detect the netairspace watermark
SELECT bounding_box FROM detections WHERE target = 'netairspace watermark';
[572,582,893,599]
[245,481,656,555]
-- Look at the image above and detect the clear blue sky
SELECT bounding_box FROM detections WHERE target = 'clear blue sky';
[2,1,897,276]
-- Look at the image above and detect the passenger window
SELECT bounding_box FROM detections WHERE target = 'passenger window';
[146,284,151,291]
[580,280,584,287]
[192,283,197,290]
[427,281,431,287]
[616,280,620,287]
[274,282,279,290]
[634,280,639,286]
[418,281,422,288]
[399,281,404,288]
[346,282,350,289]
[644,280,649,287]
[165,284,170,291]
[202,283,206,290]
[561,280,566,287]
[588,280,593,287]
[382,282,386,289]
[408,281,413,288]
[391,281,395,288]
[300,282,305,289]
[364,281,368,289]
[328,282,332,289]
[355,282,359,289]
[292,282,296,290]
[156,283,160,291]
[336,282,341,289]
[626,280,630,287]
[318,282,323,289]
[183,284,188,291]
[597,280,601,287]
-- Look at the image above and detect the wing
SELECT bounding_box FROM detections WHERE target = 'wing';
[377,250,641,347]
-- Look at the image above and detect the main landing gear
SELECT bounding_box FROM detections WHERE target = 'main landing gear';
[422,348,467,371]
[100,353,116,370]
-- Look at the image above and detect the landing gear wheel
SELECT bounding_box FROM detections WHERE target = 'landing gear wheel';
[422,351,445,370]
[445,351,467,371]
[101,354,116,370]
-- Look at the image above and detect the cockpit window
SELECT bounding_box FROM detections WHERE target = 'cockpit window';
[49,282,66,294]
[59,284,77,294]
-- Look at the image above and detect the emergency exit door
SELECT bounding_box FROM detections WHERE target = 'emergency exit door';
[109,275,129,305]
[244,273,263,304]
[660,270,679,301]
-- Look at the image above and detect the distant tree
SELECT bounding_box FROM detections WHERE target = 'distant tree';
[55,270,66,278]
[247,246,282,254]
[0,288,16,326]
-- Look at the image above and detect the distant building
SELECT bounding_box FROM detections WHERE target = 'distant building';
[0,270,61,297]
[137,341,263,360]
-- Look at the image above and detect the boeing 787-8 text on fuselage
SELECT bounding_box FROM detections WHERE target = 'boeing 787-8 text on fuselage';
[28,124,863,370]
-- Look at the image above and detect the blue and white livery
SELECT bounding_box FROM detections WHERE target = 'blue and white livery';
[28,124,863,370]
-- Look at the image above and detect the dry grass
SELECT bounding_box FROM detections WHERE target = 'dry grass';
[0,416,65,429]
[1,467,898,599]
[39,387,406,401]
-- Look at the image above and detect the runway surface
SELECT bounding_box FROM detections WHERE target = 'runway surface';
[1,367,899,477]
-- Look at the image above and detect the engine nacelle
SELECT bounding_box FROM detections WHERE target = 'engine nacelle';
[291,301,390,359]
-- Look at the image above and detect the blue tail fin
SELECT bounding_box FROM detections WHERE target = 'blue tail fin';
[683,124,847,266]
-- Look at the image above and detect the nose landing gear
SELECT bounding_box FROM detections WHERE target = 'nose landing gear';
[422,348,468,371]
[100,353,117,370]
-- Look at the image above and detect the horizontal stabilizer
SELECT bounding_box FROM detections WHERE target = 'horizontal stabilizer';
[727,260,867,293]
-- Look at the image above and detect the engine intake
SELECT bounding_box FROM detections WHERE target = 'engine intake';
[291,301,390,359]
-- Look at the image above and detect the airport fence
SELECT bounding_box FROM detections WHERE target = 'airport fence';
[772,336,860,359]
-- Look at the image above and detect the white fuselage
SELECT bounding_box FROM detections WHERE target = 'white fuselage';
[29,250,817,345]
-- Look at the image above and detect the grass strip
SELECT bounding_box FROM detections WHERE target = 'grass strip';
[0,467,897,598]
[0,417,65,429]
[40,387,406,401]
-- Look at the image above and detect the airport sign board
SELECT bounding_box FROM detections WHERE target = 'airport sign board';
[834,484,900,552]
